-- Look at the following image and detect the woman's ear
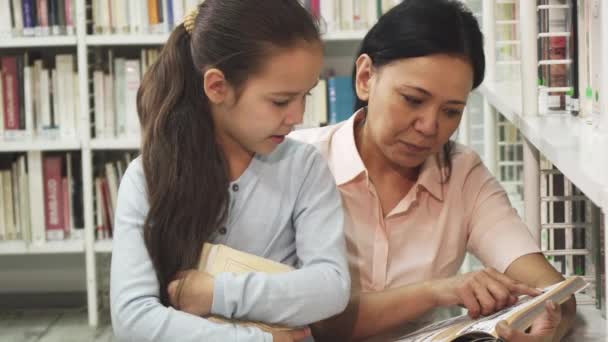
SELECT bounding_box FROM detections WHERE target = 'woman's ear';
[354,54,374,103]
[203,68,229,104]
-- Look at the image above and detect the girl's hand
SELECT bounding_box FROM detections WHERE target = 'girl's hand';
[167,270,215,316]
[430,267,542,318]
[271,328,311,342]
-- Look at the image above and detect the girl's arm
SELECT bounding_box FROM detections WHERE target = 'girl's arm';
[110,160,272,342]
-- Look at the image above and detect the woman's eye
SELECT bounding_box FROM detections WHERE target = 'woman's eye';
[272,100,289,107]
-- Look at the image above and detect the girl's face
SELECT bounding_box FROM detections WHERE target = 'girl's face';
[355,53,474,169]
[207,41,323,156]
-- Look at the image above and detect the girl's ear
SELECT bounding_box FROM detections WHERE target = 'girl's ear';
[203,68,229,104]
[354,54,374,103]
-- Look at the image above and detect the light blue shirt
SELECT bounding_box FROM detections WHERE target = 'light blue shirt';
[110,138,350,341]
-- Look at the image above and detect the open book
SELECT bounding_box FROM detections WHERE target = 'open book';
[198,243,295,332]
[395,276,587,342]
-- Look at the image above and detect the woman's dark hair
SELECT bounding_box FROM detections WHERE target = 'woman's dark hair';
[353,0,485,179]
[137,0,320,305]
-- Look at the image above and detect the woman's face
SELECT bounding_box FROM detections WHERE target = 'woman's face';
[355,53,474,169]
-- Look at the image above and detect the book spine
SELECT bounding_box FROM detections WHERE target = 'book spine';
[2,171,15,240]
[0,172,5,240]
[2,56,20,130]
[43,155,65,240]
[38,0,50,35]
[11,0,23,35]
[65,0,74,34]
[328,77,337,124]
[0,69,4,138]
[24,65,34,136]
[17,55,25,130]
[22,0,36,35]
[0,0,12,37]
[124,60,141,137]
[56,0,66,33]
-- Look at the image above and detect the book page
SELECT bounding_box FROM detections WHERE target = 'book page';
[395,277,587,342]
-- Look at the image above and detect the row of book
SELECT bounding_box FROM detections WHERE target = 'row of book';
[0,152,83,243]
[94,151,137,240]
[300,75,355,129]
[301,0,401,33]
[91,0,202,35]
[0,155,30,241]
[0,54,80,140]
[0,0,76,37]
[91,48,160,139]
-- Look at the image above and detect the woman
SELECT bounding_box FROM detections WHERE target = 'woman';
[110,1,350,341]
[291,0,575,341]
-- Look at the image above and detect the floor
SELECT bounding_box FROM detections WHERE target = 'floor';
[0,305,605,341]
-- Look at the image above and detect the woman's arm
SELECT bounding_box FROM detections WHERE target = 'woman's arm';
[110,161,272,342]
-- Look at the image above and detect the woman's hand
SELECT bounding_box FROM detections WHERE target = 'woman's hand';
[167,270,215,316]
[271,328,311,342]
[496,300,562,342]
[429,267,542,318]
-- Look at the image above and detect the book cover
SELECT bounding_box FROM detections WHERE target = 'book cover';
[198,243,295,332]
[328,76,354,124]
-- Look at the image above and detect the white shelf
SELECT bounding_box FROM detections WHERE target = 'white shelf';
[479,81,608,208]
[85,30,367,46]
[94,240,113,253]
[0,138,81,152]
[0,35,78,48]
[86,34,170,46]
[90,138,140,150]
[322,30,367,41]
[0,239,85,255]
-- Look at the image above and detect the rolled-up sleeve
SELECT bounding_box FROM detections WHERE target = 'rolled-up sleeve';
[464,159,541,273]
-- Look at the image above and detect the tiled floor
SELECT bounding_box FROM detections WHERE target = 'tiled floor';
[0,305,605,341]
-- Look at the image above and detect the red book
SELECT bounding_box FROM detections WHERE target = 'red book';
[64,0,73,26]
[1,56,20,130]
[38,0,49,27]
[43,155,65,240]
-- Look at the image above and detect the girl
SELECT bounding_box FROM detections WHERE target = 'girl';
[110,1,350,341]
[291,0,575,341]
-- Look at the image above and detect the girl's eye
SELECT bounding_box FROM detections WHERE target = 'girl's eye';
[403,95,423,106]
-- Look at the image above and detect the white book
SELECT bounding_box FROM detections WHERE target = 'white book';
[24,66,34,136]
[102,0,112,33]
[140,0,149,34]
[93,70,106,138]
[73,73,80,134]
[124,60,141,138]
[18,156,31,242]
[51,69,60,129]
[162,0,169,32]
[353,0,369,30]
[340,0,354,31]
[0,0,12,37]
[11,162,21,240]
[56,55,76,137]
[320,0,340,33]
[39,68,52,131]
[114,58,127,137]
[313,79,328,126]
[0,70,4,139]
[129,0,140,34]
[173,0,185,29]
[27,152,46,244]
[105,163,118,219]
[92,0,102,33]
[367,0,378,28]
[2,170,15,240]
[0,171,4,240]
[117,0,129,33]
[104,73,115,137]
[11,0,23,35]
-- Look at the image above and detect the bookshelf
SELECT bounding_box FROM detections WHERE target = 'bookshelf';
[472,0,608,329]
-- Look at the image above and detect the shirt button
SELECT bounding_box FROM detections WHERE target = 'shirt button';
[218,227,227,235]
[232,184,239,192]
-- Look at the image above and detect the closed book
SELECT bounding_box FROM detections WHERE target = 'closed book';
[1,56,20,130]
[43,155,65,240]
[328,76,354,124]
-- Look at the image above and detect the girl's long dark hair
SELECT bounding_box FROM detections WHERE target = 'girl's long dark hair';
[137,0,319,305]
[353,0,485,179]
